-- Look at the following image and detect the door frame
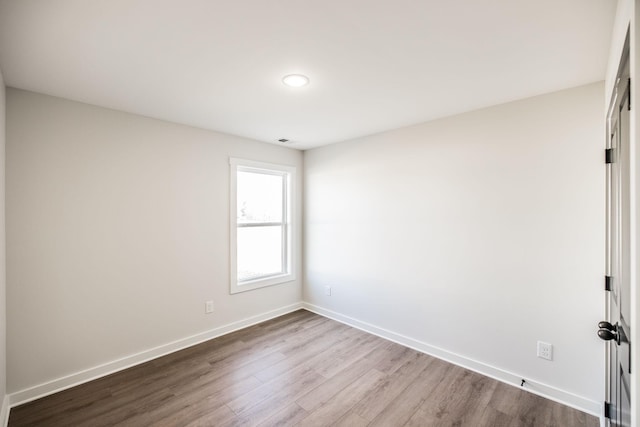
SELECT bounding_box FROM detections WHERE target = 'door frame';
[604,2,640,425]
[605,31,632,427]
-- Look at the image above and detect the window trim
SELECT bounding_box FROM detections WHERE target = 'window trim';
[229,157,296,294]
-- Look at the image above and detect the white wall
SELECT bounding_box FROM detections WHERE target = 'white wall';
[304,82,605,410]
[0,68,7,422]
[6,89,303,395]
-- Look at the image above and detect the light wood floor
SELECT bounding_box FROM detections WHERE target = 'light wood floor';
[9,310,599,427]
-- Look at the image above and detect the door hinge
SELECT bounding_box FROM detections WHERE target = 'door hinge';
[628,78,631,111]
[604,401,611,419]
[606,148,614,164]
[605,275,612,291]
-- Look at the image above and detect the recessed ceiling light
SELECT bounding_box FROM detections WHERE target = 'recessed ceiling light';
[282,74,309,88]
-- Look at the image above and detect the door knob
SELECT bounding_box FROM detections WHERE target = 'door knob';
[598,329,618,341]
[598,321,619,342]
[598,321,616,331]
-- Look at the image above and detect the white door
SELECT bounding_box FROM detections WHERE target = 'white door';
[600,36,631,427]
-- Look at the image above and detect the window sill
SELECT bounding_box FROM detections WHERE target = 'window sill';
[230,273,295,294]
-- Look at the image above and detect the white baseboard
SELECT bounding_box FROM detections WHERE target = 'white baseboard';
[1,395,9,427]
[8,302,304,409]
[302,302,602,418]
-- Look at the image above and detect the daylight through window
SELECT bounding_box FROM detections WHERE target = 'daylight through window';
[230,158,295,293]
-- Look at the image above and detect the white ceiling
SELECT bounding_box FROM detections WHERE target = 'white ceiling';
[0,0,617,150]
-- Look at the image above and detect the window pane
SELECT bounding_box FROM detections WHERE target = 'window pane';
[237,226,283,282]
[237,171,283,224]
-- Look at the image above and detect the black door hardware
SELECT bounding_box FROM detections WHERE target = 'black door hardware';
[598,321,619,342]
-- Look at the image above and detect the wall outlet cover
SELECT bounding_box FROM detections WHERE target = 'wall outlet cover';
[205,301,214,314]
[537,341,553,361]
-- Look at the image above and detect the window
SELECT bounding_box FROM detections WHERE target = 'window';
[229,158,295,293]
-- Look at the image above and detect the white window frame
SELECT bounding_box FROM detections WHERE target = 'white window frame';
[229,157,296,294]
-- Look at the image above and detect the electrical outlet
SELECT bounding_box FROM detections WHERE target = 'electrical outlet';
[324,286,332,296]
[537,341,552,361]
[205,301,214,314]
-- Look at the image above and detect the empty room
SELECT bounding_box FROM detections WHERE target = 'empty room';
[0,0,637,426]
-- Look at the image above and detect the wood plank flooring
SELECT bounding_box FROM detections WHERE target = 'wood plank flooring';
[8,310,599,427]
